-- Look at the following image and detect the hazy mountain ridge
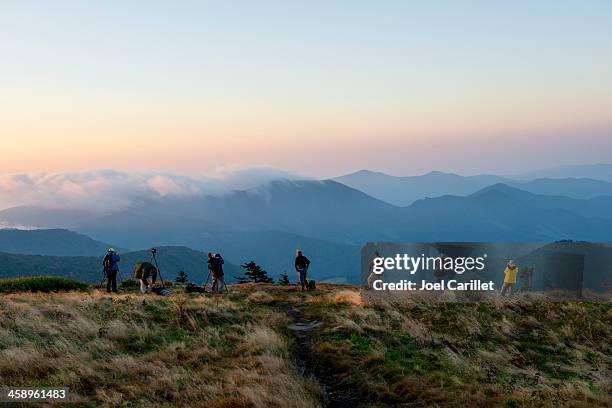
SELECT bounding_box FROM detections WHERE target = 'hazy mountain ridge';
[0,228,122,256]
[0,206,96,229]
[334,165,612,206]
[513,163,612,182]
[402,184,612,241]
[333,170,508,206]
[75,180,403,246]
[2,166,612,283]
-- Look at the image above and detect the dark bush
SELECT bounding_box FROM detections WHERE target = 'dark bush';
[0,276,88,293]
[119,278,140,291]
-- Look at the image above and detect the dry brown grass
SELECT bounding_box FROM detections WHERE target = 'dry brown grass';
[309,286,611,407]
[0,288,322,407]
[0,283,609,407]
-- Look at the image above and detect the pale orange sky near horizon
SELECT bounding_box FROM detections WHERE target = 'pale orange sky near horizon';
[2,1,612,178]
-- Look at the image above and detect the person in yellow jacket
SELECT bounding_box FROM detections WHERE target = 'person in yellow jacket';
[501,260,518,296]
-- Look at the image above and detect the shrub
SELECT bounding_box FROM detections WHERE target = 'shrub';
[119,278,140,291]
[0,276,88,293]
[175,270,189,284]
[236,261,273,283]
[277,272,290,285]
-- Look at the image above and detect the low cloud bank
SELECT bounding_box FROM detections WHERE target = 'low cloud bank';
[0,167,304,212]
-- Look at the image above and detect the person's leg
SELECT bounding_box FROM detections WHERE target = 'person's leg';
[501,282,509,296]
[212,276,218,293]
[106,273,112,293]
[111,271,117,292]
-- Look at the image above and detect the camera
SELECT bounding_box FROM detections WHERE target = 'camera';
[151,248,157,254]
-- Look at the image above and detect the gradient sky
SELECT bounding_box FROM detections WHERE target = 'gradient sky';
[1,1,611,178]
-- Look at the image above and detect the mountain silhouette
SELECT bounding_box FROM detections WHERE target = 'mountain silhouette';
[333,170,507,206]
[334,169,612,206]
[0,228,121,256]
[2,179,612,283]
[514,163,612,182]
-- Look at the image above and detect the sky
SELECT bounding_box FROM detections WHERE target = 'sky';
[1,0,612,178]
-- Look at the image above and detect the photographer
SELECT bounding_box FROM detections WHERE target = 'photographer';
[102,248,121,293]
[207,252,225,293]
[133,261,158,294]
[501,260,518,296]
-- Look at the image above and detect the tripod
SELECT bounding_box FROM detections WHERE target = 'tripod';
[99,268,124,291]
[203,269,229,294]
[150,248,166,287]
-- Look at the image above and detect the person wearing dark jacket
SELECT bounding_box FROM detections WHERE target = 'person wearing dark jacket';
[295,250,311,291]
[103,248,120,293]
[212,253,225,293]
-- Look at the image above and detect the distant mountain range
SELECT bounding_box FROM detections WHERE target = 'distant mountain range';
[513,163,612,182]
[405,184,612,242]
[333,170,508,206]
[334,165,612,206]
[0,228,121,256]
[0,206,95,229]
[1,163,612,284]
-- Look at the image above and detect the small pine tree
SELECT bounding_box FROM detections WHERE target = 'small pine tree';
[175,270,189,284]
[277,272,290,285]
[236,261,273,283]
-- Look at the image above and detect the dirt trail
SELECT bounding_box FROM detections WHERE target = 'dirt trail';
[286,301,361,408]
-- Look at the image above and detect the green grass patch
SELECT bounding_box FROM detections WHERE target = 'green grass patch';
[144,299,172,323]
[0,276,87,293]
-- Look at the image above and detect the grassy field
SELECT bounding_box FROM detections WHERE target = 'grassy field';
[0,284,609,407]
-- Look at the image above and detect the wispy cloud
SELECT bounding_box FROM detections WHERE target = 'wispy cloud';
[0,167,304,212]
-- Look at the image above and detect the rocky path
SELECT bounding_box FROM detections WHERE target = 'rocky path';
[286,302,362,408]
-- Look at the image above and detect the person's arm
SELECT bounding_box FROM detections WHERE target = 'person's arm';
[305,257,310,267]
[295,258,299,271]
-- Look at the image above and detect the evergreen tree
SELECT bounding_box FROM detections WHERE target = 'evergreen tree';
[277,272,290,285]
[175,270,189,284]
[236,261,273,283]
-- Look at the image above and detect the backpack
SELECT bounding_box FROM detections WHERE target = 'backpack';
[307,280,316,291]
[214,254,224,272]
[152,287,172,296]
[185,283,207,293]
[103,254,114,271]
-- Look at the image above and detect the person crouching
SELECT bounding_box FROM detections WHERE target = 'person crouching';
[134,262,158,294]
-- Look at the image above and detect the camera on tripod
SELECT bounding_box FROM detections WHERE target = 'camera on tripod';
[151,248,157,254]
